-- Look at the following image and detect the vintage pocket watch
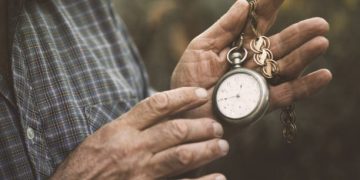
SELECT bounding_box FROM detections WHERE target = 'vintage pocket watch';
[213,46,269,125]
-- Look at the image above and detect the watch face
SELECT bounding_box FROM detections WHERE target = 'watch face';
[215,73,261,119]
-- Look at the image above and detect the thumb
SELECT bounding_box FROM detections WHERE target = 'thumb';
[191,0,249,53]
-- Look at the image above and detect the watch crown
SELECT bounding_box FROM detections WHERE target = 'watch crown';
[230,52,243,60]
[226,47,248,66]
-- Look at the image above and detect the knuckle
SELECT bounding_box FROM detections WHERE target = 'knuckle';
[201,118,215,125]
[276,83,295,106]
[169,121,189,141]
[299,79,311,98]
[148,92,170,114]
[175,147,194,166]
[201,118,217,133]
[285,85,296,103]
[205,38,217,51]
[131,140,147,153]
[192,37,216,51]
[208,141,220,155]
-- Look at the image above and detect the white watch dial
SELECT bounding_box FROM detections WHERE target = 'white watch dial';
[216,73,261,119]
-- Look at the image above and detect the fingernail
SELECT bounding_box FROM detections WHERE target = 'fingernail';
[213,122,223,137]
[215,175,226,180]
[218,140,229,155]
[195,88,208,98]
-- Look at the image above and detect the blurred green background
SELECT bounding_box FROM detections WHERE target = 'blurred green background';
[115,0,360,179]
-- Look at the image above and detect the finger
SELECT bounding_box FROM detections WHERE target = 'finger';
[271,17,330,59]
[141,118,223,153]
[180,87,216,120]
[269,69,332,110]
[256,0,284,17]
[245,17,329,69]
[242,0,284,40]
[278,36,329,80]
[181,173,226,180]
[150,139,229,178]
[190,0,249,52]
[119,87,209,130]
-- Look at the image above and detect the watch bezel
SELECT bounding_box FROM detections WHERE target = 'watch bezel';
[212,68,269,126]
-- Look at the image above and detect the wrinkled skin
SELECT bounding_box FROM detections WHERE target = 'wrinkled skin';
[52,87,229,179]
[171,0,332,131]
[52,0,332,179]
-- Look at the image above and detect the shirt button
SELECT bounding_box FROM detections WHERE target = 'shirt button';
[27,127,35,140]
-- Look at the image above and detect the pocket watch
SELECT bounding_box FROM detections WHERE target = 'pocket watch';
[213,46,269,125]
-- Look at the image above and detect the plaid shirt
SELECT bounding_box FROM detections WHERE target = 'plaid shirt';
[0,0,149,179]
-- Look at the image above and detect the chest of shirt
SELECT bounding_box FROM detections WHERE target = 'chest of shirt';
[0,0,149,178]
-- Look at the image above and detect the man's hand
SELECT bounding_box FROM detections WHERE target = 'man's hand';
[52,87,228,180]
[171,0,332,122]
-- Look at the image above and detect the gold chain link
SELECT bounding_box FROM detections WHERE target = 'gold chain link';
[247,0,297,144]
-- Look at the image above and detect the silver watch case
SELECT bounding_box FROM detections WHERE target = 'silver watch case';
[212,68,269,126]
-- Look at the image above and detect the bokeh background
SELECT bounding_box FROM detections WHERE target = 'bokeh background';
[114,0,360,179]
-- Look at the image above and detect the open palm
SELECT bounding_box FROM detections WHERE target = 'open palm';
[171,0,332,130]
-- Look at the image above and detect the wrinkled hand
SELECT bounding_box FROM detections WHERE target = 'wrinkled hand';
[52,87,228,180]
[171,0,332,123]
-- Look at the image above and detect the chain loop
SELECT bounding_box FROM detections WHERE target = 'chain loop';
[250,36,271,53]
[248,0,260,37]
[261,59,279,79]
[253,49,273,66]
[280,105,297,143]
[246,0,297,144]
[226,46,248,66]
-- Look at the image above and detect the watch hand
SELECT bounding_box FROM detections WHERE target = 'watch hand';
[227,94,240,99]
[218,94,241,102]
